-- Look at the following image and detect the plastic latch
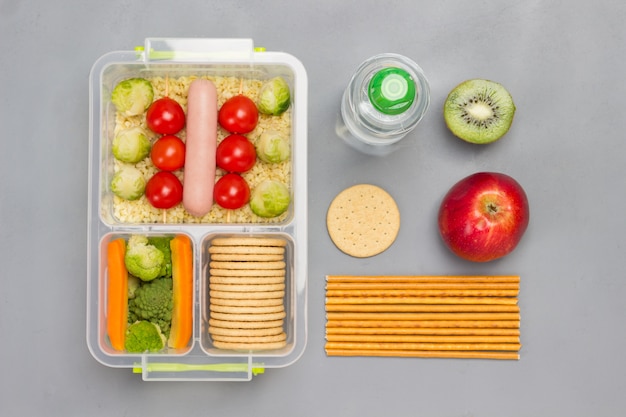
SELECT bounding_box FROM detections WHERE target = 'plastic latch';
[368,67,416,115]
[132,362,265,374]
[139,38,255,62]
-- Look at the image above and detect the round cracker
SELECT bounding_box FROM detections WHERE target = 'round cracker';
[211,237,287,247]
[209,282,286,293]
[210,275,285,285]
[210,289,285,300]
[211,332,287,343]
[210,260,286,270]
[209,253,285,262]
[210,310,286,322]
[210,297,284,307]
[209,245,285,255]
[209,318,284,329]
[212,340,287,351]
[210,268,285,277]
[209,290,285,300]
[209,325,284,337]
[210,303,285,314]
[326,184,400,258]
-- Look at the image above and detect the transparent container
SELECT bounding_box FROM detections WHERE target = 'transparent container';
[87,38,308,381]
[337,53,430,155]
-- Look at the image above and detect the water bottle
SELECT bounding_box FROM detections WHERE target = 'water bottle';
[337,53,430,155]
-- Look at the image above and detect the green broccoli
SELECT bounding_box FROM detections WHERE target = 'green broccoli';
[127,275,141,299]
[124,235,165,281]
[147,236,173,278]
[128,277,173,337]
[124,320,166,353]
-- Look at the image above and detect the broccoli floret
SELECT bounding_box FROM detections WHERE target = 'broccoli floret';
[124,321,166,353]
[128,277,173,337]
[147,236,173,278]
[124,235,165,282]
[127,275,141,299]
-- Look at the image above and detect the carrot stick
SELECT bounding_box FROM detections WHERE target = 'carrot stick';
[325,303,520,313]
[326,275,520,283]
[325,349,520,360]
[325,327,520,336]
[326,312,520,322]
[168,234,194,349]
[106,238,128,351]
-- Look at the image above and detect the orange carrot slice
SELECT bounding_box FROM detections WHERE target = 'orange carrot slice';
[168,234,193,349]
[106,238,128,351]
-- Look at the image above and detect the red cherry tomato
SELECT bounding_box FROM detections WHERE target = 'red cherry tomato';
[213,173,250,209]
[218,95,258,134]
[146,97,186,135]
[151,135,186,171]
[216,134,257,173]
[145,171,183,209]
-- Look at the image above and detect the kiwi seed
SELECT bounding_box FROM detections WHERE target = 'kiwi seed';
[443,79,516,144]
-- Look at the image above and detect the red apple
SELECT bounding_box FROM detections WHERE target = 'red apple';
[438,172,529,262]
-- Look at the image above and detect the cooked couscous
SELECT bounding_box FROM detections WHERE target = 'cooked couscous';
[108,75,292,224]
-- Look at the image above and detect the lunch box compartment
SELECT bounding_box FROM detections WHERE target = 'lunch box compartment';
[97,232,196,357]
[199,233,296,357]
[98,60,298,227]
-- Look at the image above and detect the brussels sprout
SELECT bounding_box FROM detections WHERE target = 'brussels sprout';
[250,180,290,218]
[257,76,291,115]
[111,166,146,201]
[112,127,151,163]
[111,78,154,116]
[255,130,290,163]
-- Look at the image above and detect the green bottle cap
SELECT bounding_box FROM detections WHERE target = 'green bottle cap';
[368,67,416,115]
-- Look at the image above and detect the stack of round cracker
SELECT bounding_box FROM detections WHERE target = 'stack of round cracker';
[208,236,288,351]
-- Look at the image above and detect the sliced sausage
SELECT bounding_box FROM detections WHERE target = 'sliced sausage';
[183,79,218,217]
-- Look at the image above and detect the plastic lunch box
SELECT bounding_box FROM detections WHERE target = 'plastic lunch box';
[86,38,308,381]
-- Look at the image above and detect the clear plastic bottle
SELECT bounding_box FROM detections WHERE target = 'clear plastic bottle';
[336,53,430,155]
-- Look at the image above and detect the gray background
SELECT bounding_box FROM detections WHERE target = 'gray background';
[2,0,625,415]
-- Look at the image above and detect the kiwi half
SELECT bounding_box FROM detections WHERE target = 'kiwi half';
[443,79,515,144]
